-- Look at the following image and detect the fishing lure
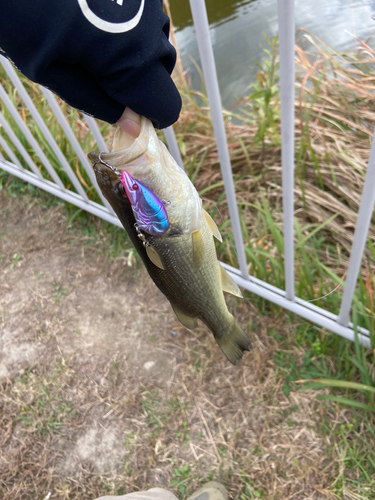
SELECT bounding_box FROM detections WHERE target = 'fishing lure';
[119,170,169,236]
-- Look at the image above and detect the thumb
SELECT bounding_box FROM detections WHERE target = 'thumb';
[115,108,142,149]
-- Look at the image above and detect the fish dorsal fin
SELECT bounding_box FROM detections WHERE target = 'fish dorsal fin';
[192,230,204,268]
[219,263,243,298]
[171,304,198,330]
[204,210,222,242]
[146,245,165,270]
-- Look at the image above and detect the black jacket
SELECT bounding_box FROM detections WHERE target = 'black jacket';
[0,0,181,128]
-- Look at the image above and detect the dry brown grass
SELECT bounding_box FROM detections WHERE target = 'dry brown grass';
[1,34,374,287]
[1,191,374,500]
[171,34,375,283]
[1,32,375,500]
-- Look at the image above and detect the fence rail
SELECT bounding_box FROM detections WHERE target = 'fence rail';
[0,0,374,347]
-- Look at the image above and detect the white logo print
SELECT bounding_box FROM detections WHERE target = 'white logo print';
[77,0,145,33]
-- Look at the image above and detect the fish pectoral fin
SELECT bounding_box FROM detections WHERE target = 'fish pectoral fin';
[204,209,222,242]
[171,304,198,330]
[192,230,204,267]
[146,245,165,270]
[219,263,243,298]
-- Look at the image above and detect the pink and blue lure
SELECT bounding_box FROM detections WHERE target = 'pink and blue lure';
[120,171,169,236]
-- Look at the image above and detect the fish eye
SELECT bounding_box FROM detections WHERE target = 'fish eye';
[118,182,127,198]
[132,183,139,190]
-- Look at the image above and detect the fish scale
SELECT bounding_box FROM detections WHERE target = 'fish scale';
[149,218,232,336]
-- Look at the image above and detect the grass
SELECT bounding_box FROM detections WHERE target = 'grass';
[170,465,193,496]
[174,34,375,420]
[1,30,375,499]
[1,188,375,499]
[9,362,76,438]
[141,388,189,439]
[1,30,375,373]
[52,280,69,304]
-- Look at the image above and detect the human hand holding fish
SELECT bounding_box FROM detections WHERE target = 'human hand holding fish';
[88,111,251,366]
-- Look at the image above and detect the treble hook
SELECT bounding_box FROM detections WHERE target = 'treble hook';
[96,152,121,177]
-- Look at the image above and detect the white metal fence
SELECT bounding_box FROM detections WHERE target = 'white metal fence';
[0,0,374,348]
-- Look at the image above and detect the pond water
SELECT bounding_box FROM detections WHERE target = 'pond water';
[169,0,375,109]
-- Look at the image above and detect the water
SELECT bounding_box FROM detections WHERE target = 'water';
[169,0,375,109]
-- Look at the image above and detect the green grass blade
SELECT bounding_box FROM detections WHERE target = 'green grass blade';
[316,394,375,413]
[304,378,375,394]
[295,214,338,250]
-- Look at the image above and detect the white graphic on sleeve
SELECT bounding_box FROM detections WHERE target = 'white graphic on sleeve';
[77,0,145,33]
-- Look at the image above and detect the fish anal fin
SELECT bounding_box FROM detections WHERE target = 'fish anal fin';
[219,264,243,298]
[192,230,204,267]
[171,304,198,330]
[204,209,222,242]
[146,245,165,270]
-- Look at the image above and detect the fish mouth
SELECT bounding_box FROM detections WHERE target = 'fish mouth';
[93,117,150,173]
[88,117,151,183]
[89,152,121,177]
[88,151,122,191]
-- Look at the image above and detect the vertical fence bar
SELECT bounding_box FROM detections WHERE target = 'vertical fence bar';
[0,135,23,168]
[277,0,295,301]
[163,126,184,168]
[0,112,44,177]
[0,58,90,201]
[189,0,248,279]
[0,1,372,349]
[0,157,123,227]
[40,87,115,214]
[83,115,109,153]
[0,84,65,189]
[338,134,375,326]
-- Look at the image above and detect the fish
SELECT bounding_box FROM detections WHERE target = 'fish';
[88,117,251,365]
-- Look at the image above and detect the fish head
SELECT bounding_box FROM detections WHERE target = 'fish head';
[89,151,119,184]
[89,117,202,235]
[88,151,130,207]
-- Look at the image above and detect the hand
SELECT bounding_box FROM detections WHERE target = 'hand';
[117,108,141,137]
[0,0,182,129]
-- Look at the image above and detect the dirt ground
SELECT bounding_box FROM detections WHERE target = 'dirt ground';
[0,190,349,500]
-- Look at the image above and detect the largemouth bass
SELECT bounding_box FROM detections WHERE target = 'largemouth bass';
[88,117,251,365]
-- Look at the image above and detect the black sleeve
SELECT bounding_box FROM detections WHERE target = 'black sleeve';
[0,0,182,129]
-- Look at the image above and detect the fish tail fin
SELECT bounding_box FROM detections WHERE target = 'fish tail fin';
[216,317,252,366]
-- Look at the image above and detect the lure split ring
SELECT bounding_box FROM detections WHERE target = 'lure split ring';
[134,223,150,247]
